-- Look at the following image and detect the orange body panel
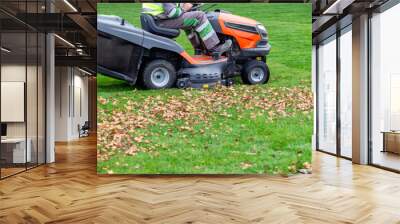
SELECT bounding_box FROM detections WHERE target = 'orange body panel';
[180,52,227,65]
[218,13,261,49]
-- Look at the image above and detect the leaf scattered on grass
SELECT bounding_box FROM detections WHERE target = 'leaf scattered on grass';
[97,86,313,164]
[125,145,139,156]
[240,162,253,169]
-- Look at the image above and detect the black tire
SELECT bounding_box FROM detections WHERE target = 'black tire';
[142,59,176,89]
[241,60,270,85]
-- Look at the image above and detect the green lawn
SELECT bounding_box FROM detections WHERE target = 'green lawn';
[97,3,313,175]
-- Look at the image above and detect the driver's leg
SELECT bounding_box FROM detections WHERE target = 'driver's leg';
[157,11,220,50]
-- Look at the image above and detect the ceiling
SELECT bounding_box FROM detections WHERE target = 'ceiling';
[0,0,97,72]
[312,0,390,42]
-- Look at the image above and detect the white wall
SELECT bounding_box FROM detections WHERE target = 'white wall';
[1,65,26,141]
[1,63,46,164]
[73,72,89,138]
[1,65,30,138]
[1,64,25,81]
[1,65,26,127]
[1,82,25,122]
[55,66,70,141]
[54,67,89,141]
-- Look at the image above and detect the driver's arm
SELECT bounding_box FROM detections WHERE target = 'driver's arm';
[163,3,183,19]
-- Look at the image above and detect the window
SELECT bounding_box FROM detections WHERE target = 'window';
[317,35,337,154]
[0,2,46,179]
[339,26,352,158]
[1,19,29,178]
[370,3,400,171]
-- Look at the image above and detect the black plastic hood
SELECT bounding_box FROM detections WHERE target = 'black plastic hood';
[97,14,184,54]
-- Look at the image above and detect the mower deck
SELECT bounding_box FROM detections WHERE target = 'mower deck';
[176,53,232,89]
[180,52,228,65]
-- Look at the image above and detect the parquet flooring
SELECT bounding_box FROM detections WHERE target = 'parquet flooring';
[1,135,400,223]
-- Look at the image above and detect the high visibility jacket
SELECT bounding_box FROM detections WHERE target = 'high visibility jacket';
[142,3,183,19]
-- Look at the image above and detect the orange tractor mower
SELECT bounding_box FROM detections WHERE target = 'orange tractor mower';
[98,4,271,89]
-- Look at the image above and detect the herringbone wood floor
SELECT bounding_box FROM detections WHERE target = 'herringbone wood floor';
[1,135,400,224]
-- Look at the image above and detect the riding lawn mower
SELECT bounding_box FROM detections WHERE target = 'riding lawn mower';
[97,4,271,89]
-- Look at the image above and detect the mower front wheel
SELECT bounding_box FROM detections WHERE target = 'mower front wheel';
[142,59,176,89]
[241,60,270,85]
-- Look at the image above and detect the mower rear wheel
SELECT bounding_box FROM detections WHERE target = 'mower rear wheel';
[142,59,176,89]
[241,60,270,85]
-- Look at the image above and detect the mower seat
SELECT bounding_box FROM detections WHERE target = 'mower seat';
[140,14,180,38]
